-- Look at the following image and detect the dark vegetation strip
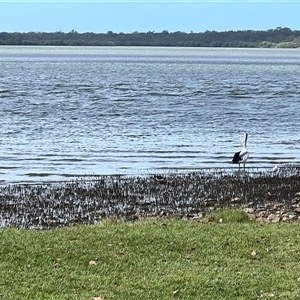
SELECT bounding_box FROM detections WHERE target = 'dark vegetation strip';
[1,27,300,48]
[0,166,299,229]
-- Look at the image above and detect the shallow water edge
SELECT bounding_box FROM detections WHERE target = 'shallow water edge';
[1,166,300,229]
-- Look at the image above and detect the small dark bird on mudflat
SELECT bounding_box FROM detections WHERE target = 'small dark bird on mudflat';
[153,175,167,184]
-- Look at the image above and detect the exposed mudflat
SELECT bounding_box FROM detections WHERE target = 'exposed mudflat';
[1,167,300,229]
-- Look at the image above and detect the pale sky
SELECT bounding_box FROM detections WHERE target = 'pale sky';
[0,1,299,34]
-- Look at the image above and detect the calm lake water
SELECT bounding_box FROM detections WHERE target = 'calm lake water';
[0,46,300,184]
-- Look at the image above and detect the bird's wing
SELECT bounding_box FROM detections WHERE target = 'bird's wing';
[232,151,241,163]
[239,149,249,162]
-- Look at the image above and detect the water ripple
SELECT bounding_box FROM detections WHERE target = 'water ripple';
[0,47,299,183]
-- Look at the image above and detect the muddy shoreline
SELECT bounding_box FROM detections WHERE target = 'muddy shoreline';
[1,166,300,229]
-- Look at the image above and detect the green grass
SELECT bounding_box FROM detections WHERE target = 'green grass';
[204,208,251,224]
[1,211,300,299]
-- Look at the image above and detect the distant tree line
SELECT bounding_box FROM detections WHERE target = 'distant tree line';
[0,27,300,48]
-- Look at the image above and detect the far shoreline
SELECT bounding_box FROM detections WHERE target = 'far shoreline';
[1,27,300,48]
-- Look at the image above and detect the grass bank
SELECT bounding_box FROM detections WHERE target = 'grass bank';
[1,211,300,299]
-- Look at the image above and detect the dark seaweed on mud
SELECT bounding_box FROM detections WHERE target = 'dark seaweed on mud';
[0,166,300,229]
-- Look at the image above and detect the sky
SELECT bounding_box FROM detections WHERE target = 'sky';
[0,1,299,34]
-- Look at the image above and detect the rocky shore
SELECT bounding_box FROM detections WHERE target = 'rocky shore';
[0,166,300,229]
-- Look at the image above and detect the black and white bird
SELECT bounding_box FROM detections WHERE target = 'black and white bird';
[232,132,249,170]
